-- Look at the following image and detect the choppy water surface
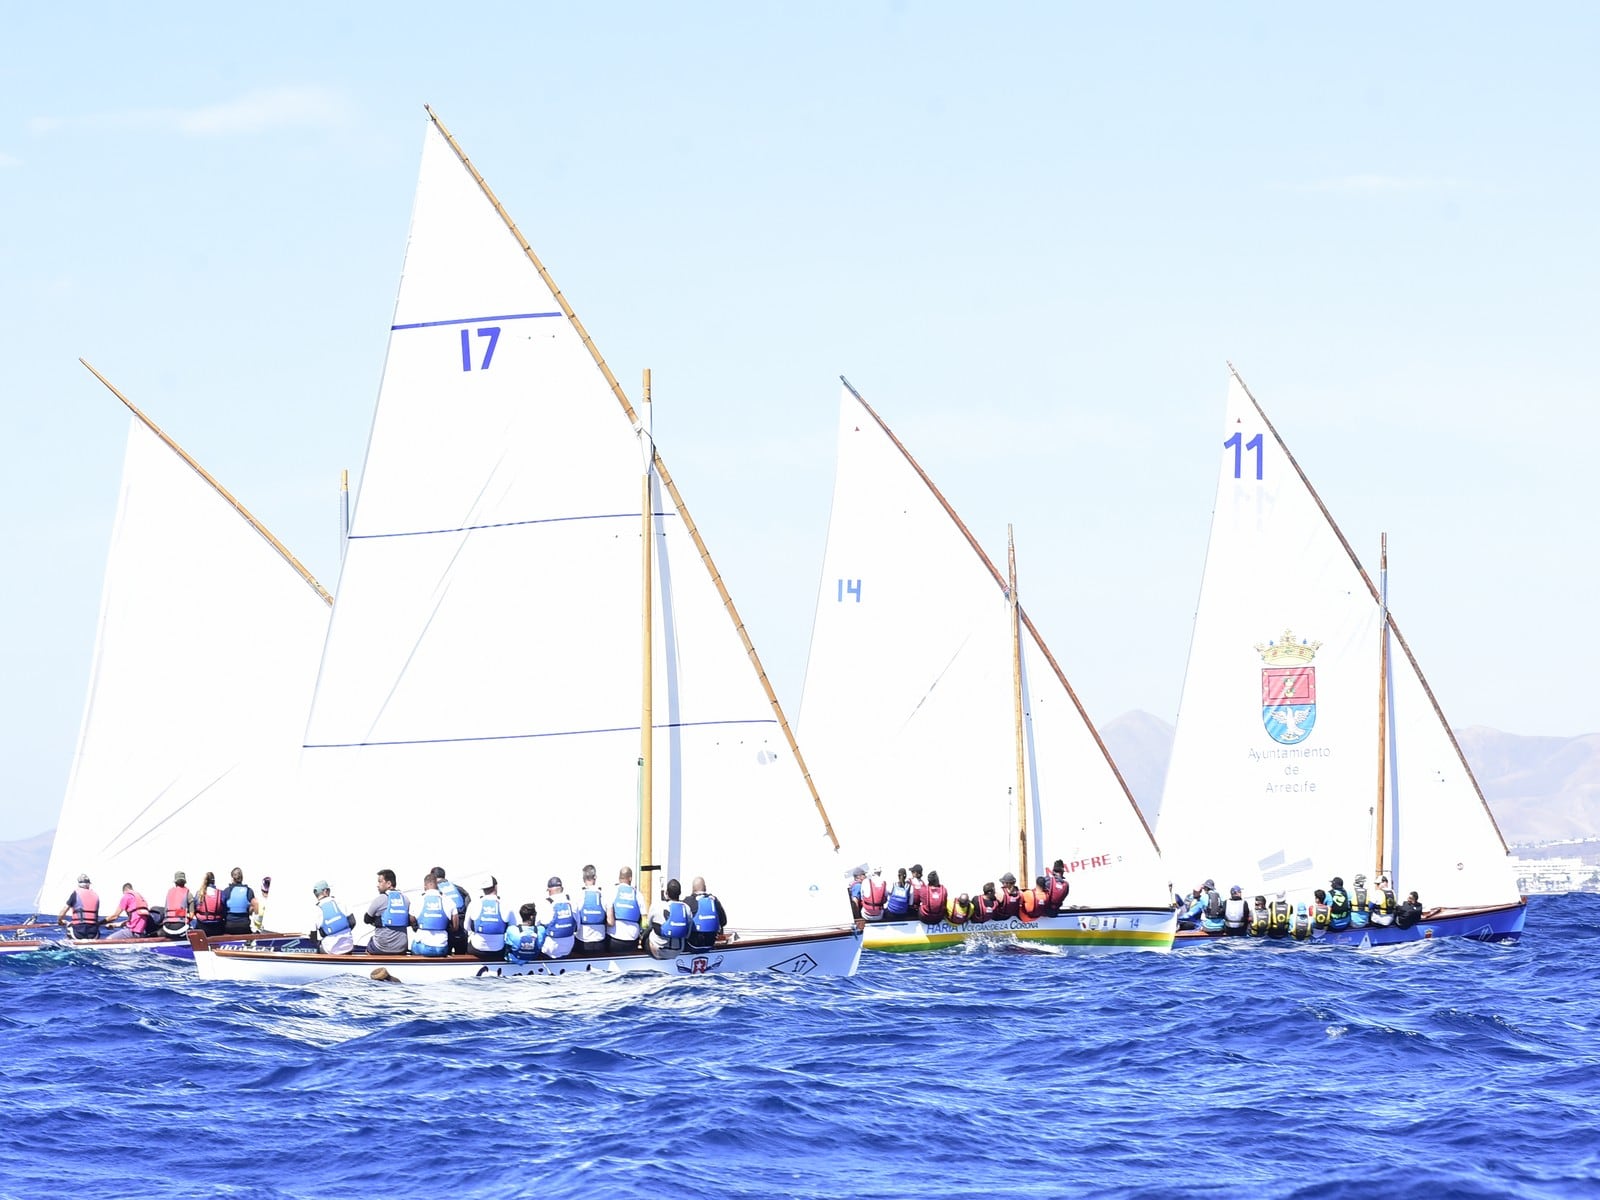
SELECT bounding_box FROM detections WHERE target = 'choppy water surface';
[3,894,1596,1199]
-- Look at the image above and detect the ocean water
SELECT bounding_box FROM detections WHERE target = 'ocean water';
[3,894,1596,1200]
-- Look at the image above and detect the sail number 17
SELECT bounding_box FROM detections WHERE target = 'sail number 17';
[461,327,501,371]
[1224,432,1263,480]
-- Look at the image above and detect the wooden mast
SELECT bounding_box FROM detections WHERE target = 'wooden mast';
[1009,526,1028,885]
[79,359,332,606]
[638,369,656,904]
[425,106,840,852]
[1374,532,1389,884]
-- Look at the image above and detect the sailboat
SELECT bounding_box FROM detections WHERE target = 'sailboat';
[30,364,330,958]
[1154,368,1526,946]
[192,109,861,983]
[795,379,1176,953]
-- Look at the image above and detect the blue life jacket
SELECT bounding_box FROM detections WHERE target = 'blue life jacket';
[437,879,468,914]
[474,896,507,935]
[382,890,411,928]
[224,884,252,916]
[661,900,691,940]
[546,900,577,940]
[317,897,351,936]
[884,884,912,916]
[506,926,541,962]
[417,891,449,932]
[612,884,642,924]
[579,888,606,927]
[693,894,721,936]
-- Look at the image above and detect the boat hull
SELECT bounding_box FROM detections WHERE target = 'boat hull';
[0,933,308,959]
[862,908,1176,953]
[189,927,864,984]
[1174,900,1528,948]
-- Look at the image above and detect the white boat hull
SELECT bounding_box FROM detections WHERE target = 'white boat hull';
[862,908,1176,953]
[189,928,863,984]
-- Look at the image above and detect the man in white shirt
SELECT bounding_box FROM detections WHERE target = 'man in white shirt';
[464,875,511,961]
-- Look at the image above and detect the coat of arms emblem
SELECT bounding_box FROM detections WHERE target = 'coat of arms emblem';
[1256,629,1321,745]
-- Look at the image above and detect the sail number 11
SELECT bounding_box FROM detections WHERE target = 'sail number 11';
[1224,432,1263,480]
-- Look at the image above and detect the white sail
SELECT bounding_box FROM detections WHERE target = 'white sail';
[797,383,1169,907]
[270,117,849,934]
[38,412,330,912]
[1155,371,1520,911]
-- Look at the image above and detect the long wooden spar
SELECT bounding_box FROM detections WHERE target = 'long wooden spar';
[424,106,840,852]
[79,358,332,606]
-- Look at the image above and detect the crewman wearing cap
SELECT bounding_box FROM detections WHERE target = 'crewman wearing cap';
[994,872,1021,920]
[58,873,102,940]
[161,871,194,939]
[1348,874,1372,930]
[310,879,355,955]
[1200,880,1227,935]
[1223,885,1250,936]
[464,875,510,961]
[538,876,578,960]
[1326,875,1353,932]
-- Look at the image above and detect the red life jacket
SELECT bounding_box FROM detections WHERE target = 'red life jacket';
[859,877,887,919]
[1046,874,1070,912]
[164,886,191,927]
[973,894,999,922]
[993,889,1019,920]
[73,887,101,928]
[195,886,223,922]
[946,896,972,926]
[918,885,948,923]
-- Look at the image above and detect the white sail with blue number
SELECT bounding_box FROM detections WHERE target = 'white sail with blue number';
[796,381,1174,953]
[1154,368,1524,944]
[256,113,857,970]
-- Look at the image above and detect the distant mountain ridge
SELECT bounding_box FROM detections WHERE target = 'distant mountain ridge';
[6,716,1596,911]
[1100,711,1600,846]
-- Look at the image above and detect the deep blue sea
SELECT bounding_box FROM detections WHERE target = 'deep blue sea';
[3,894,1596,1200]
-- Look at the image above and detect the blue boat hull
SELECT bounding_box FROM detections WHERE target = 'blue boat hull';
[1175,900,1527,948]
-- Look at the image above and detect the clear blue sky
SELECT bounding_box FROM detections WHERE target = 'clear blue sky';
[3,5,1596,841]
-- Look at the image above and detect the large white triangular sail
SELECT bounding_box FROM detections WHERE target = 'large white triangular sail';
[38,388,331,913]
[269,115,848,931]
[1154,370,1519,910]
[797,382,1169,907]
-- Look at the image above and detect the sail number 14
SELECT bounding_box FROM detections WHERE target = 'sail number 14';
[1224,432,1263,481]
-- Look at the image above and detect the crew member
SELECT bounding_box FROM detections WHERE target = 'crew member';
[686,876,727,950]
[310,880,355,955]
[1222,885,1250,936]
[1200,880,1227,935]
[58,874,102,940]
[1267,891,1291,938]
[573,864,607,956]
[857,869,888,922]
[651,878,691,955]
[506,903,542,963]
[1369,875,1397,927]
[411,873,451,957]
[539,876,578,960]
[162,871,193,939]
[104,882,152,940]
[193,871,226,937]
[363,868,411,954]
[917,870,949,925]
[464,876,511,961]
[1326,876,1352,932]
[606,866,644,953]
[219,867,258,936]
